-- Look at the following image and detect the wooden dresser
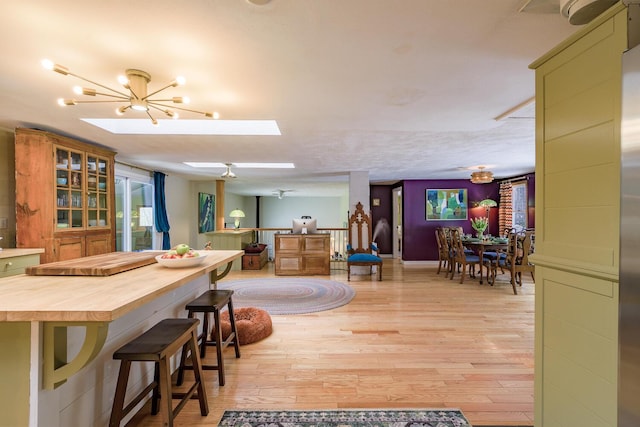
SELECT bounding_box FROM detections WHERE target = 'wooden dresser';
[274,233,330,275]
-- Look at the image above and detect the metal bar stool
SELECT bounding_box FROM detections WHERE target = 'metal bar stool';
[177,289,241,386]
[109,318,208,427]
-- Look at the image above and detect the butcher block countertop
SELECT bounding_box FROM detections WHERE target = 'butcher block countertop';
[0,250,243,322]
[0,248,44,258]
[25,251,158,276]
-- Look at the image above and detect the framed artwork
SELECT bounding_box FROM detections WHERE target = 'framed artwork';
[198,192,215,233]
[426,188,468,221]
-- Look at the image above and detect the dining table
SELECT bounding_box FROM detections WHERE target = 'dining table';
[461,237,509,284]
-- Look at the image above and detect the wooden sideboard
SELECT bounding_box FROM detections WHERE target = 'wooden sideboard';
[274,233,330,275]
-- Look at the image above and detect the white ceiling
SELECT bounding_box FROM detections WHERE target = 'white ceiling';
[0,0,580,197]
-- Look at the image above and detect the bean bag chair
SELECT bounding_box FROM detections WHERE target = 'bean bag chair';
[220,307,272,345]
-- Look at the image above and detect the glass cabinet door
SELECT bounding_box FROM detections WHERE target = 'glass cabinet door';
[86,155,110,228]
[55,146,84,229]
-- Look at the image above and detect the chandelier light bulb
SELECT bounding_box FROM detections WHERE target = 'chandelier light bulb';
[175,76,186,86]
[73,86,96,96]
[41,59,54,70]
[130,98,148,111]
[58,98,76,106]
[117,75,129,86]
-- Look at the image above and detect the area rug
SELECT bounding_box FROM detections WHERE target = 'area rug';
[217,278,356,315]
[218,409,471,427]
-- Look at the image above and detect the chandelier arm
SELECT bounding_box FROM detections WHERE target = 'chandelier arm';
[147,104,175,117]
[66,72,130,98]
[86,92,130,100]
[147,101,212,116]
[146,110,158,125]
[66,100,131,104]
[143,83,178,100]
[127,87,142,101]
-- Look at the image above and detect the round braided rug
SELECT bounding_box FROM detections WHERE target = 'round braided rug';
[217,278,356,315]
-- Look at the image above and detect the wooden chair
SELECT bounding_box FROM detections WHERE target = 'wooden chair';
[347,202,383,281]
[449,228,489,284]
[491,229,535,294]
[435,227,452,276]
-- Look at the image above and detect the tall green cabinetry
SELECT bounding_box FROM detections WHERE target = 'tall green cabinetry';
[529,4,629,426]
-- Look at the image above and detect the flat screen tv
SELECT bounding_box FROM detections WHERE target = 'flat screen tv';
[292,218,317,234]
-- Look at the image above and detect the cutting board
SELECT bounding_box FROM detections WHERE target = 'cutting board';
[25,252,158,276]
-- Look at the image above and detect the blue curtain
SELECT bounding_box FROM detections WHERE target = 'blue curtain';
[153,171,171,250]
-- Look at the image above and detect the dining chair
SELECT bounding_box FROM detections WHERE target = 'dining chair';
[435,227,452,275]
[492,229,535,294]
[449,228,488,284]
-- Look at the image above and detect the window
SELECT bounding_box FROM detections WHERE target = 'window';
[115,165,154,251]
[511,181,528,231]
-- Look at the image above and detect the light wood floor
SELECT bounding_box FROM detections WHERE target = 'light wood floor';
[127,259,535,427]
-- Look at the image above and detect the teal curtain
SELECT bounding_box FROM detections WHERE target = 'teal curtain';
[153,171,171,250]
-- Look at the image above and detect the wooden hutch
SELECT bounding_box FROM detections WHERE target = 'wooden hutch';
[15,128,116,263]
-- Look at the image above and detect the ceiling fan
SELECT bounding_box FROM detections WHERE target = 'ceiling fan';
[272,189,293,199]
[221,163,236,179]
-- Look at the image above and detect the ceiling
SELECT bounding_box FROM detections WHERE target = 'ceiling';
[0,0,579,197]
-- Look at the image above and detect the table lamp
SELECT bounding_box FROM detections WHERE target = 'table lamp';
[229,209,245,229]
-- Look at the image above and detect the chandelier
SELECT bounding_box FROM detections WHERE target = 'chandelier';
[470,166,494,184]
[42,59,218,125]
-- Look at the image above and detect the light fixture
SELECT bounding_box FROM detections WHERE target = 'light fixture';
[42,59,218,125]
[478,199,497,235]
[272,189,293,199]
[470,166,494,184]
[221,163,236,179]
[229,209,245,229]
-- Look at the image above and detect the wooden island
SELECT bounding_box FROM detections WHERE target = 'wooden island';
[0,250,242,427]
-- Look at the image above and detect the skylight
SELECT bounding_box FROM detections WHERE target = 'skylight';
[81,119,281,135]
[184,162,295,168]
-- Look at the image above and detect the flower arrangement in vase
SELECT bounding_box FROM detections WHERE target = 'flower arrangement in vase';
[470,216,488,239]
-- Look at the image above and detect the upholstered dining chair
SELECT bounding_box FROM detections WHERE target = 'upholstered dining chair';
[491,229,535,294]
[449,228,488,284]
[347,202,383,281]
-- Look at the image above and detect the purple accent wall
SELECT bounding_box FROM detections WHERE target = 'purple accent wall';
[402,180,500,261]
[367,174,535,261]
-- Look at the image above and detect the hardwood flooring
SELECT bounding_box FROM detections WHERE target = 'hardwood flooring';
[126,259,535,427]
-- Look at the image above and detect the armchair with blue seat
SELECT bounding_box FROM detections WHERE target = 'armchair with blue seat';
[347,202,383,281]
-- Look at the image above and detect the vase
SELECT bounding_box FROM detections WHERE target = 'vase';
[476,230,484,239]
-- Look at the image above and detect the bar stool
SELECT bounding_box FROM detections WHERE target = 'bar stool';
[177,289,241,386]
[109,318,208,427]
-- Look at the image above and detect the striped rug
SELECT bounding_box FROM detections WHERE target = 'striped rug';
[217,277,355,315]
